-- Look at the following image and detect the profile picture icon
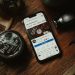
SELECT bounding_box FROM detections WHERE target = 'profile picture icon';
[32,40,36,43]
[36,29,42,34]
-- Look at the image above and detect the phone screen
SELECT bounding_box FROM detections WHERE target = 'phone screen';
[24,12,60,61]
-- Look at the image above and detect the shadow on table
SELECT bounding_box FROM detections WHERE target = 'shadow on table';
[4,44,32,72]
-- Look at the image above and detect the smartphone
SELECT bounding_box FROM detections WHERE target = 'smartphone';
[23,12,60,62]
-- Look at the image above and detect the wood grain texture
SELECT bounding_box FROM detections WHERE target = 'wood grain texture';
[0,0,75,75]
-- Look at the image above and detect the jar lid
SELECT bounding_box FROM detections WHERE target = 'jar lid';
[0,30,24,59]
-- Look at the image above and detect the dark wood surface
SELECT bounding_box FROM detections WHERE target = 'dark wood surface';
[0,0,75,75]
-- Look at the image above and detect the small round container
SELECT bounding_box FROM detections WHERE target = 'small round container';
[0,30,25,60]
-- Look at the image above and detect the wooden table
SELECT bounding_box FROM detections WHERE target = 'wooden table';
[0,0,75,75]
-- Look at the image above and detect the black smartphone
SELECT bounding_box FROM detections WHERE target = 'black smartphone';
[23,12,60,62]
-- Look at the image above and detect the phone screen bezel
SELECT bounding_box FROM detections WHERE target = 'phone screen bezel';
[23,11,61,63]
